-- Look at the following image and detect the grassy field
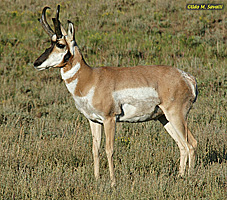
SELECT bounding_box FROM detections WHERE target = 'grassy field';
[0,0,226,199]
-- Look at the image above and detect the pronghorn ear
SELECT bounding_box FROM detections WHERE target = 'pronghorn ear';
[67,20,75,41]
[60,24,67,36]
[51,34,57,42]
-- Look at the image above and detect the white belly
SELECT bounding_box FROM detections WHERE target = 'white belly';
[113,87,161,122]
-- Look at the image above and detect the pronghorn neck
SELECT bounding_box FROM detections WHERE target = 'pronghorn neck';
[60,44,92,95]
[62,44,85,72]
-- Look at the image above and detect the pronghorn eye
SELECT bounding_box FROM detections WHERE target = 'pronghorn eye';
[56,43,66,49]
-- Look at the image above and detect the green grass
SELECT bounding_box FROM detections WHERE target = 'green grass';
[0,0,226,199]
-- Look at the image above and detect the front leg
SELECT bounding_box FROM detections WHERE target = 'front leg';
[103,117,116,186]
[89,120,102,180]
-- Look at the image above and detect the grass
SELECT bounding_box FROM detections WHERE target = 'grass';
[0,0,226,199]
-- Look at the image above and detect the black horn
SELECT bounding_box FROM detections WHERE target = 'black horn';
[39,6,55,37]
[55,4,60,19]
[52,5,63,38]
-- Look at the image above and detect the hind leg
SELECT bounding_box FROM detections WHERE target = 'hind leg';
[187,127,197,173]
[159,103,197,175]
[158,115,189,175]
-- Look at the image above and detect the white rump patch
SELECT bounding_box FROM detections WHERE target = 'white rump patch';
[177,69,196,97]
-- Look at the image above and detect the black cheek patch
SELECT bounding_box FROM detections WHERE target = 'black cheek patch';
[63,51,72,62]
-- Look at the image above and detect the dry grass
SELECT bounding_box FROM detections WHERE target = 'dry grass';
[0,0,226,199]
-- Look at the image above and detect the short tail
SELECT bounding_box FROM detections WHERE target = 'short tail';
[177,69,198,103]
[193,79,198,103]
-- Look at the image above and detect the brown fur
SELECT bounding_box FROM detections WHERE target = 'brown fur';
[34,11,198,186]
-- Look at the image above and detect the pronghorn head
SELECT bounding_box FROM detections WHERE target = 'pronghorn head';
[34,5,76,70]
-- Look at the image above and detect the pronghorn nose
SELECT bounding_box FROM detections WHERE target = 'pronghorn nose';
[34,45,55,68]
[34,59,41,67]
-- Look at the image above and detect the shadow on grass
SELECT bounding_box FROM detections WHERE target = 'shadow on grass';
[202,139,227,166]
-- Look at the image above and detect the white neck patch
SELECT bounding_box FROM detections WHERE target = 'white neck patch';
[65,78,78,94]
[61,62,81,80]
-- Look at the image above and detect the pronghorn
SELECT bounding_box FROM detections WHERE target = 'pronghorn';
[34,5,198,186]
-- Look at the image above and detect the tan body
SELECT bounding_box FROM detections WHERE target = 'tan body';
[34,6,198,186]
[62,59,195,123]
